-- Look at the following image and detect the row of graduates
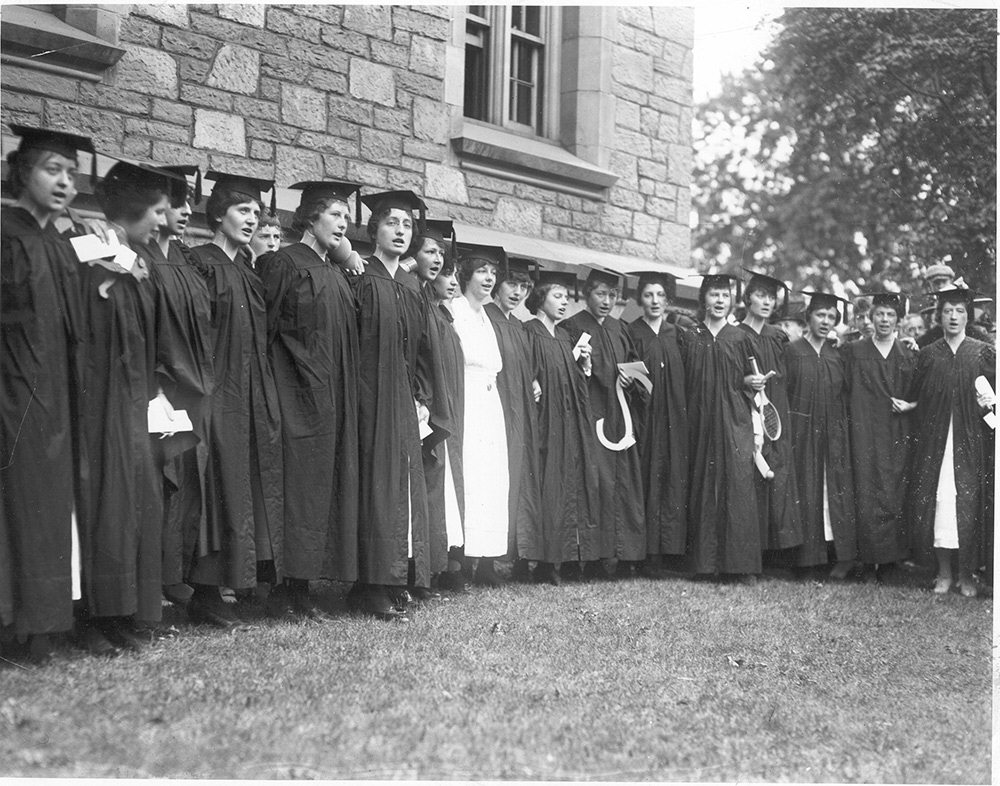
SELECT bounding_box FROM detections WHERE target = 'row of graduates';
[2,125,995,662]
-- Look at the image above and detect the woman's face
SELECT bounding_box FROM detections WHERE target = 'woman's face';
[871,305,898,340]
[431,269,458,301]
[309,200,349,252]
[703,287,732,320]
[374,208,412,257]
[164,199,191,237]
[124,193,169,246]
[940,301,969,338]
[746,287,775,320]
[414,237,445,282]
[496,278,531,313]
[466,262,497,302]
[808,306,838,339]
[640,283,667,320]
[251,225,282,256]
[23,152,77,217]
[219,201,261,247]
[541,285,569,322]
[586,283,616,320]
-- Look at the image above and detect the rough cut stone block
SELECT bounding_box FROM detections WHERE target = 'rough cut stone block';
[397,156,427,174]
[125,117,189,145]
[360,128,403,164]
[249,140,274,160]
[161,28,218,61]
[275,144,324,185]
[134,4,189,28]
[152,141,206,167]
[342,5,393,40]
[652,7,695,46]
[193,109,245,155]
[113,47,178,99]
[667,143,692,187]
[392,8,450,41]
[386,169,425,193]
[620,240,657,259]
[619,5,654,32]
[246,119,297,145]
[328,98,373,128]
[409,36,445,78]
[297,131,358,156]
[615,128,652,160]
[309,69,348,96]
[322,155,348,179]
[208,46,260,96]
[616,100,641,132]
[609,185,645,211]
[657,222,691,266]
[233,97,279,123]
[639,158,668,181]
[321,27,370,57]
[424,162,468,204]
[640,107,660,137]
[349,59,395,106]
[645,196,677,220]
[374,107,411,134]
[4,66,77,101]
[494,197,542,236]
[468,189,499,210]
[266,7,321,43]
[601,205,633,237]
[543,205,572,226]
[402,139,443,162]
[219,4,266,28]
[370,40,410,69]
[180,84,234,112]
[261,55,309,84]
[207,152,271,178]
[632,212,660,244]
[119,15,161,48]
[178,57,210,85]
[44,103,122,149]
[281,84,327,132]
[347,161,388,188]
[613,47,653,91]
[190,13,287,57]
[122,136,152,159]
[396,71,442,101]
[78,84,149,116]
[412,96,449,144]
[654,74,692,106]
[513,183,557,206]
[288,41,350,73]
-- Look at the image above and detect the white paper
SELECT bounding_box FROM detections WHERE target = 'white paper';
[419,420,434,440]
[572,331,591,360]
[975,376,996,430]
[70,232,119,262]
[147,396,193,435]
[113,245,137,271]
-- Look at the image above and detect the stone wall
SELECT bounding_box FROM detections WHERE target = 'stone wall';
[0,4,693,266]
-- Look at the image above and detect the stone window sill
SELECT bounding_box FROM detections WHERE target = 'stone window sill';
[452,119,618,199]
[0,5,125,80]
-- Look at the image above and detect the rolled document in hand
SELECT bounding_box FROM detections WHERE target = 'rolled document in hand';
[974,376,996,429]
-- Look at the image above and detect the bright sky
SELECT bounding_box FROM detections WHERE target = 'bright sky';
[693,5,783,102]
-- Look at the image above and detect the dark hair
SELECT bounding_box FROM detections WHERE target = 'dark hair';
[805,300,842,326]
[935,295,970,325]
[583,278,619,299]
[205,188,262,232]
[366,206,412,242]
[405,232,450,268]
[742,281,776,306]
[439,257,456,277]
[525,283,560,315]
[457,257,496,293]
[95,174,168,224]
[291,196,343,235]
[6,148,73,199]
[169,183,196,210]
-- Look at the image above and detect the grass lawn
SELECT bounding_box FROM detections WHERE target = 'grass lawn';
[0,567,991,782]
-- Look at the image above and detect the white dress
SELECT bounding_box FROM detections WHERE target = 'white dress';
[451,297,510,557]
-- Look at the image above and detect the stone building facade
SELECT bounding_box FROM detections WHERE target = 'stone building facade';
[1,4,694,289]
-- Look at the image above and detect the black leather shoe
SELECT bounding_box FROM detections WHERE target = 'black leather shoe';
[473,559,503,587]
[264,586,298,622]
[74,625,120,658]
[188,597,242,629]
[510,559,532,583]
[560,562,583,582]
[408,586,441,603]
[533,562,561,586]
[162,582,194,606]
[583,560,610,582]
[437,571,468,593]
[100,619,151,652]
[352,585,410,622]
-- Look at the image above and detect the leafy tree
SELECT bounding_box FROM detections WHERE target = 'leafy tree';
[693,8,996,295]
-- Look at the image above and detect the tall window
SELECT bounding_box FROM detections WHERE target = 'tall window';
[463,5,557,137]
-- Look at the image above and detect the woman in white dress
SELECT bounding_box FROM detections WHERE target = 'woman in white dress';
[451,245,510,586]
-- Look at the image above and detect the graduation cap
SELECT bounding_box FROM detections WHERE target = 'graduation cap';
[933,286,979,308]
[741,266,789,313]
[694,272,742,302]
[584,268,623,291]
[159,164,202,205]
[861,290,908,317]
[360,189,427,233]
[422,218,457,258]
[457,243,507,278]
[10,123,97,184]
[102,157,188,197]
[773,308,807,327]
[505,255,538,281]
[633,270,677,302]
[205,170,276,216]
[535,269,579,297]
[289,180,363,227]
[800,290,851,323]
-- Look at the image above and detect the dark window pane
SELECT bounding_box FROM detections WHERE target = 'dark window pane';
[468,5,485,17]
[511,5,522,30]
[525,6,541,35]
[464,22,489,120]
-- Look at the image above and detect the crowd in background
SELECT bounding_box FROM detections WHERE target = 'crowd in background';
[1,125,995,666]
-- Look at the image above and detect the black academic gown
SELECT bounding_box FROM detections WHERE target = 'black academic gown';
[843,338,917,564]
[907,337,995,577]
[78,242,162,621]
[625,318,689,556]
[561,310,646,561]
[190,243,284,590]
[783,338,857,567]
[737,322,803,551]
[352,257,433,588]
[679,322,762,574]
[0,208,83,636]
[259,243,360,583]
[525,319,601,563]
[419,288,464,569]
[485,302,543,561]
[142,239,214,587]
